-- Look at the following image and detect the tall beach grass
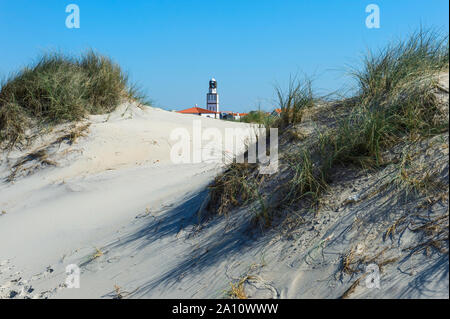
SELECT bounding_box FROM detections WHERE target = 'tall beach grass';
[207,28,449,221]
[0,50,149,146]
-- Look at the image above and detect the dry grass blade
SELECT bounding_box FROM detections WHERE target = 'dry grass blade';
[93,247,104,259]
[340,275,366,299]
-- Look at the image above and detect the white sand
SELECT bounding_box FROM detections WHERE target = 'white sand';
[0,96,448,299]
[0,103,256,298]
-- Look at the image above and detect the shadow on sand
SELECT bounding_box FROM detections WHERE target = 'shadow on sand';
[100,188,269,298]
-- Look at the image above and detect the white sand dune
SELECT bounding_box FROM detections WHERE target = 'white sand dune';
[0,90,448,299]
[0,103,256,298]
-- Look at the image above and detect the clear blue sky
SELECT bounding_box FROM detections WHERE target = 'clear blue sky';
[0,0,448,112]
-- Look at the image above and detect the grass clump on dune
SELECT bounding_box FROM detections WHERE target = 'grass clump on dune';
[240,110,278,133]
[240,110,270,124]
[315,29,449,201]
[240,75,315,130]
[354,29,448,104]
[324,29,449,168]
[206,28,449,222]
[275,76,315,129]
[206,163,259,216]
[284,148,327,206]
[301,28,449,206]
[0,50,148,147]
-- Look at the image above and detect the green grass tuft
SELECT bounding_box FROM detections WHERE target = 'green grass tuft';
[275,75,315,128]
[206,28,449,225]
[0,50,149,147]
[326,29,449,167]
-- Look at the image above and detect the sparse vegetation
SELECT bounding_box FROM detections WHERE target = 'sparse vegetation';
[226,276,251,299]
[240,110,275,128]
[275,75,315,128]
[0,50,149,147]
[113,284,124,299]
[206,28,449,228]
[252,192,272,228]
[206,163,259,216]
[239,110,267,124]
[284,148,326,207]
[5,122,91,182]
[325,29,448,168]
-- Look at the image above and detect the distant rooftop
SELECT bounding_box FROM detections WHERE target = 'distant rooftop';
[177,107,218,114]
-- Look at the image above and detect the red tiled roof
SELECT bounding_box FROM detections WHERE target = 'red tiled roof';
[177,107,218,114]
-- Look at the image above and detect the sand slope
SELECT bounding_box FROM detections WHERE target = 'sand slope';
[0,103,255,298]
[0,72,448,299]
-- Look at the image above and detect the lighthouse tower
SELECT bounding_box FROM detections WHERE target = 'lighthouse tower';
[206,78,219,113]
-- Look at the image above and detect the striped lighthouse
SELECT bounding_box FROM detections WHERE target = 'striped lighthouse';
[206,78,219,113]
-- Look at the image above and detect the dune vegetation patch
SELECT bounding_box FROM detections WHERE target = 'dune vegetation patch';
[206,163,260,216]
[206,29,449,227]
[239,76,316,130]
[0,50,148,148]
[323,29,449,168]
